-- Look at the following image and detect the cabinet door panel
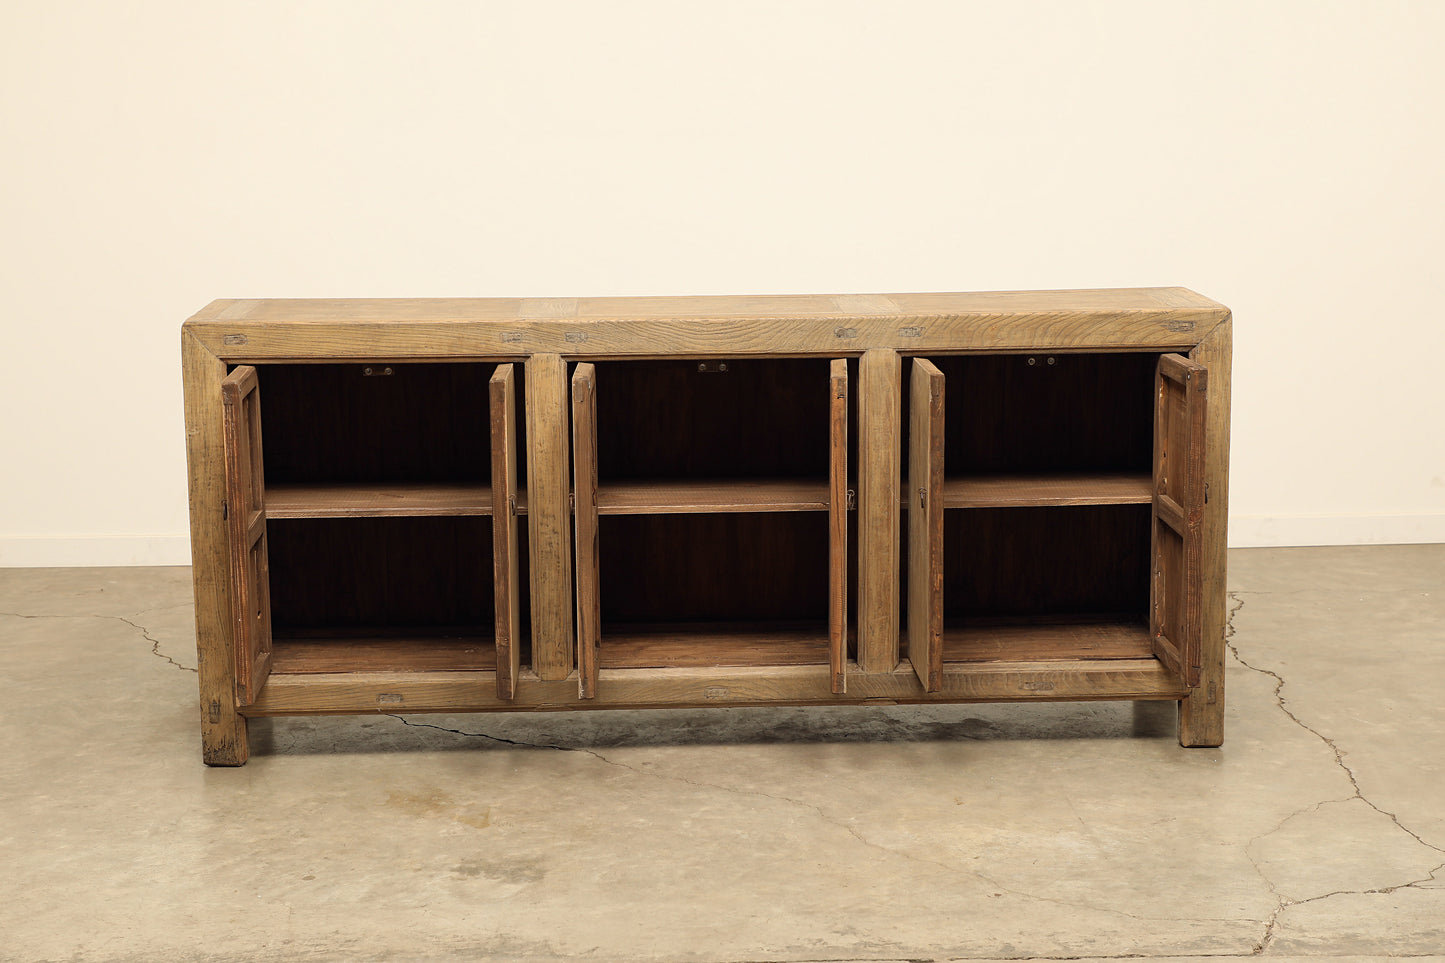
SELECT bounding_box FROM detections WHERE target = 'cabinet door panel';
[1152,353,1209,687]
[572,362,600,699]
[829,359,849,694]
[908,358,945,692]
[491,364,523,699]
[221,365,273,706]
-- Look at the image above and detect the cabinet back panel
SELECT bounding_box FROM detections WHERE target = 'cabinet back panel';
[942,505,1151,618]
[598,513,830,624]
[267,517,500,630]
[594,359,830,480]
[255,363,523,484]
[901,353,1156,474]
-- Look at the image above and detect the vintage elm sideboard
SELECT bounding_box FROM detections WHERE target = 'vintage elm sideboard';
[181,288,1231,765]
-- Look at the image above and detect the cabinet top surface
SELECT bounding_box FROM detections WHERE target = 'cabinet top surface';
[189,287,1227,325]
[183,288,1230,361]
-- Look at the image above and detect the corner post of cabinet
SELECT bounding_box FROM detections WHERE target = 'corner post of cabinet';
[181,329,249,765]
[857,348,902,673]
[1180,314,1231,747]
[525,353,575,680]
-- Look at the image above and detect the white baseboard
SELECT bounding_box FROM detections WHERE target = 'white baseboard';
[0,535,192,567]
[1228,513,1445,548]
[1,515,1441,567]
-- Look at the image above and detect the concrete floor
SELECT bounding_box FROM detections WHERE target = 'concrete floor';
[1,545,1442,963]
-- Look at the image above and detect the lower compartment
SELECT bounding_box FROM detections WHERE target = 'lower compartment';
[599,622,832,669]
[594,512,834,669]
[270,627,498,673]
[265,516,529,672]
[941,615,1152,663]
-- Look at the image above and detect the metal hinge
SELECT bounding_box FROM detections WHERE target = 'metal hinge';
[696,361,729,373]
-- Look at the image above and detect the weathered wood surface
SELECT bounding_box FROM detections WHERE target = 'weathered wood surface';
[490,364,522,699]
[1151,353,1208,689]
[942,619,1153,662]
[594,478,829,514]
[572,363,600,699]
[182,332,249,765]
[220,365,273,708]
[856,349,901,673]
[907,359,945,692]
[829,358,849,694]
[267,482,494,518]
[938,472,1152,508]
[525,354,573,680]
[245,658,1186,716]
[185,288,1229,361]
[1180,316,1231,747]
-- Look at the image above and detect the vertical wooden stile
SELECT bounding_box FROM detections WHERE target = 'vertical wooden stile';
[220,365,273,706]
[907,359,945,692]
[525,354,574,680]
[490,364,522,700]
[828,359,849,694]
[184,332,249,765]
[1179,316,1231,747]
[1151,353,1208,688]
[856,349,901,673]
[572,363,600,699]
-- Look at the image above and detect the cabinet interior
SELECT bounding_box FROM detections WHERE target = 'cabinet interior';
[584,358,850,669]
[253,362,527,673]
[905,352,1160,668]
[240,353,1176,680]
[918,352,1155,475]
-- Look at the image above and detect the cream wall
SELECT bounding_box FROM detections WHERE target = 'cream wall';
[2,1,1443,565]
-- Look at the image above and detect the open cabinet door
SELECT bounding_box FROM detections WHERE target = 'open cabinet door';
[491,364,523,699]
[572,363,600,699]
[1152,353,1209,688]
[221,366,273,706]
[829,359,849,694]
[908,359,945,692]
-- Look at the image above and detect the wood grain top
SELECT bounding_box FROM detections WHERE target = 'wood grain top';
[190,288,1226,325]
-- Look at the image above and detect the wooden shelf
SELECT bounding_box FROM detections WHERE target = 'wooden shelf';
[600,622,832,668]
[939,617,1152,663]
[939,472,1153,509]
[596,478,831,515]
[268,482,501,518]
[271,627,497,673]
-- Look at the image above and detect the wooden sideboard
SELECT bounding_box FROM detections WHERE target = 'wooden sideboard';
[181,289,1231,765]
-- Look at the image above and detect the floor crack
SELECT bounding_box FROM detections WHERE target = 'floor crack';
[113,614,197,673]
[385,713,1261,930]
[1225,590,1445,954]
[2,611,197,674]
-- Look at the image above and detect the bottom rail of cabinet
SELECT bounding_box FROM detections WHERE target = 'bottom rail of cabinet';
[240,659,1190,716]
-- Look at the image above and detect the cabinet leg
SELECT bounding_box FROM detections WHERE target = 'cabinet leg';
[1178,684,1223,747]
[202,710,249,766]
